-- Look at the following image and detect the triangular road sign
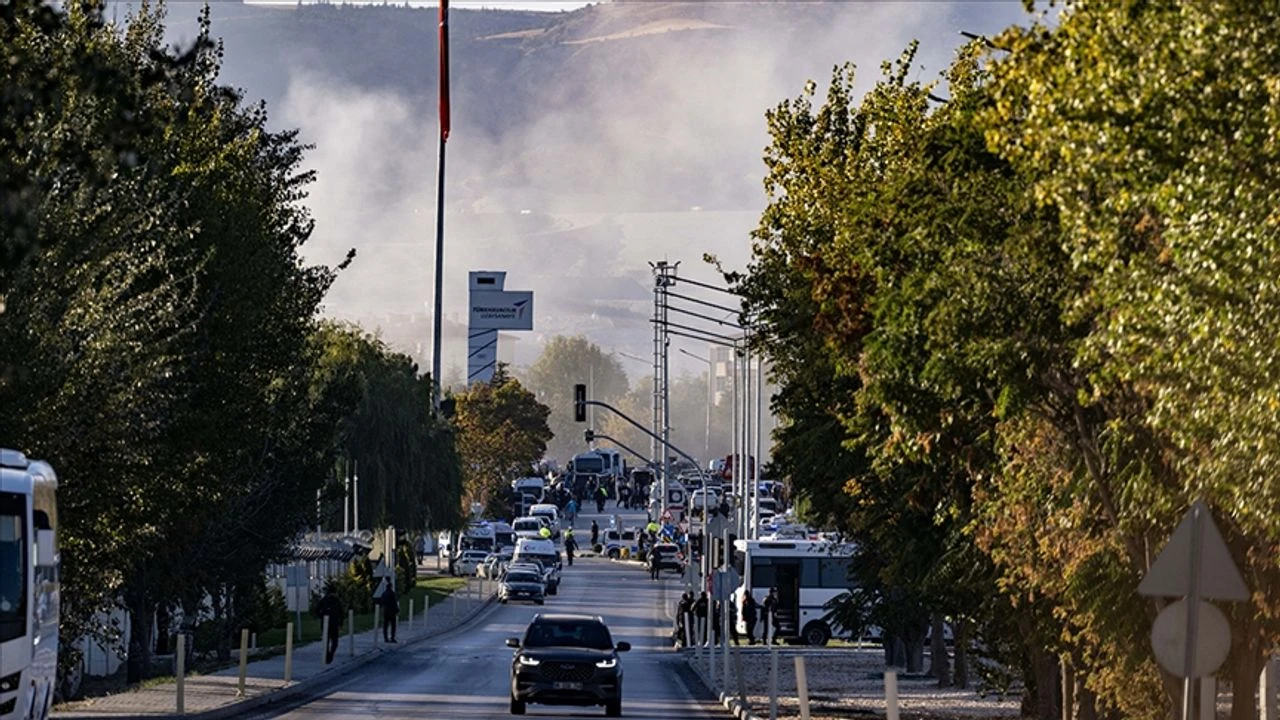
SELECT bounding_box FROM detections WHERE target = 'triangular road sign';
[1138,500,1249,601]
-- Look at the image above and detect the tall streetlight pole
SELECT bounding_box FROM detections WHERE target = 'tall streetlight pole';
[678,347,712,467]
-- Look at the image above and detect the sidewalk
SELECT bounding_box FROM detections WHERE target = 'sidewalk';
[54,576,498,719]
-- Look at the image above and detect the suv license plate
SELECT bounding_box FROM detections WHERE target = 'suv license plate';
[553,682,582,691]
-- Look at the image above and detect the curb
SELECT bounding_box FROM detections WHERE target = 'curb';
[53,593,499,720]
[683,650,764,720]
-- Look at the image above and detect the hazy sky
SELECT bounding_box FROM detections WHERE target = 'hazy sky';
[141,1,1037,381]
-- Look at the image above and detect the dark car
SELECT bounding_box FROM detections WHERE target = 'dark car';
[507,613,630,716]
[499,571,546,605]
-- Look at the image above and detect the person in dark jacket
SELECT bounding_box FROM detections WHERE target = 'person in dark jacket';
[742,592,759,645]
[675,591,694,646]
[649,545,662,580]
[590,520,600,548]
[693,591,710,646]
[564,529,578,566]
[315,588,344,664]
[712,599,723,645]
[380,582,399,643]
[762,587,779,645]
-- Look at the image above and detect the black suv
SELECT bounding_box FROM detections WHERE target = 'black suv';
[507,613,630,716]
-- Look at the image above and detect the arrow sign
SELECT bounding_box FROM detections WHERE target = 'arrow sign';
[1138,500,1248,601]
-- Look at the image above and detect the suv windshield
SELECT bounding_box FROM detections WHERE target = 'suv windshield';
[506,573,541,584]
[523,620,613,650]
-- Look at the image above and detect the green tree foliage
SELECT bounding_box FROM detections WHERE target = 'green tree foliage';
[524,336,629,463]
[0,0,461,688]
[738,2,1280,718]
[452,366,553,518]
[314,323,465,534]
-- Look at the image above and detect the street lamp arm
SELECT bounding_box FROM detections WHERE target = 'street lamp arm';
[650,318,741,344]
[583,400,706,481]
[587,432,649,465]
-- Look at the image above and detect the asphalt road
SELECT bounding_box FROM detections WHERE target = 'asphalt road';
[254,511,725,719]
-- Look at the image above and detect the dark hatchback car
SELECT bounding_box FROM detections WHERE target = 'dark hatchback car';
[507,614,630,716]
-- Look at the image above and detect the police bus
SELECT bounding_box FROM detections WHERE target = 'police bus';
[0,449,58,720]
[730,539,857,646]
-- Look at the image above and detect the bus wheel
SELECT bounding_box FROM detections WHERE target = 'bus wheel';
[801,622,830,647]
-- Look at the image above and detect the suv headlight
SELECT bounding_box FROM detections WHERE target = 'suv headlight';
[595,658,617,669]
[518,655,541,666]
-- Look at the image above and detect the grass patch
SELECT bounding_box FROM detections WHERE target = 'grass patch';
[257,576,469,648]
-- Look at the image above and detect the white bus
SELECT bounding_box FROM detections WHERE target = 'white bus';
[731,539,857,646]
[0,449,58,720]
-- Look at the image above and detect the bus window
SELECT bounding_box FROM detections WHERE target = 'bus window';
[800,558,820,586]
[820,557,853,588]
[751,558,775,588]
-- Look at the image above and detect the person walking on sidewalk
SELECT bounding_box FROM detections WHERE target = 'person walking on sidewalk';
[380,582,399,643]
[649,544,663,581]
[590,520,600,548]
[565,497,578,528]
[693,591,709,646]
[316,587,344,664]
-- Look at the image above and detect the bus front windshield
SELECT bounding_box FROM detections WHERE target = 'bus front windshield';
[0,492,26,643]
[575,457,604,474]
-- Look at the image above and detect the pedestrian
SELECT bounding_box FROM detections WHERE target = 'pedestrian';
[694,591,709,646]
[590,520,600,548]
[713,599,723,645]
[315,586,344,664]
[565,529,577,566]
[649,544,662,581]
[742,591,759,645]
[675,591,694,647]
[566,497,578,527]
[762,587,779,645]
[596,485,607,513]
[618,484,631,508]
[380,581,399,643]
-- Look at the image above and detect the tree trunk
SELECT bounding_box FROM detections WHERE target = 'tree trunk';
[1077,680,1098,720]
[953,618,970,689]
[1025,641,1060,720]
[929,614,951,687]
[1229,618,1267,720]
[125,594,156,684]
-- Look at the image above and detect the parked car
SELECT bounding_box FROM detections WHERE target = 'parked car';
[481,552,513,579]
[499,569,546,605]
[454,550,491,577]
[507,613,630,716]
[513,517,546,541]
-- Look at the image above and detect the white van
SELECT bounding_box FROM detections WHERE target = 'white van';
[529,503,561,537]
[512,516,545,541]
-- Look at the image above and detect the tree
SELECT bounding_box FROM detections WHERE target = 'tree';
[524,336,629,463]
[315,322,466,534]
[453,365,553,518]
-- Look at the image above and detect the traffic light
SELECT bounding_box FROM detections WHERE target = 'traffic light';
[584,429,595,443]
[574,383,587,422]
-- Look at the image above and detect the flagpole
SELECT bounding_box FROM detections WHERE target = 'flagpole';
[431,0,450,410]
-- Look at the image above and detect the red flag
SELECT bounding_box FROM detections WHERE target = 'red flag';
[439,0,451,142]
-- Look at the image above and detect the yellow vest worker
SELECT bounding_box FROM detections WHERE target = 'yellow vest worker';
[539,526,552,539]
